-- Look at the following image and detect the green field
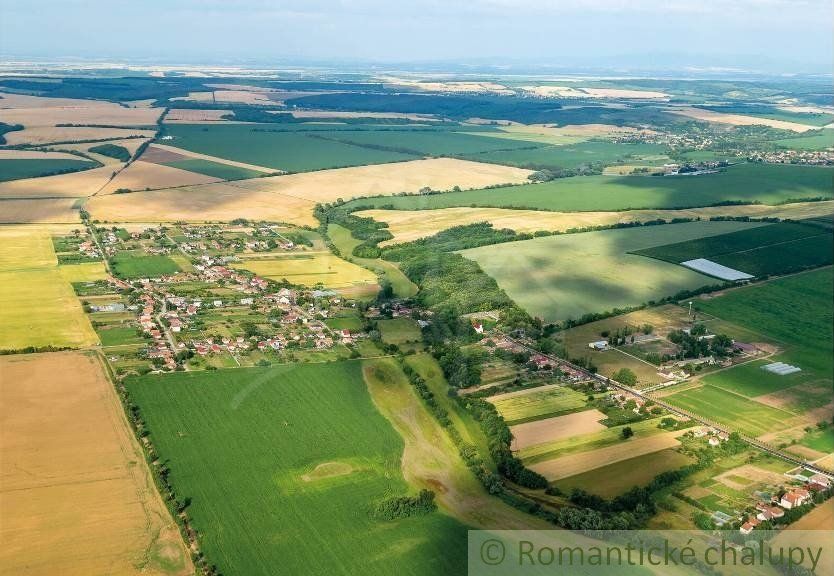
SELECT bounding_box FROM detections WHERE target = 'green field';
[799,427,834,453]
[162,124,419,172]
[665,384,795,437]
[633,221,833,277]
[700,361,808,398]
[694,268,833,376]
[461,140,669,170]
[775,130,834,151]
[164,158,265,180]
[110,251,181,279]
[126,361,467,576]
[551,449,694,499]
[377,317,422,345]
[324,315,364,331]
[321,129,538,156]
[460,220,762,322]
[343,163,834,212]
[0,158,95,182]
[89,143,131,162]
[489,385,589,425]
[97,326,144,346]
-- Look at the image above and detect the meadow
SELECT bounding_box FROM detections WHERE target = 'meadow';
[0,158,95,182]
[162,124,420,171]
[459,220,762,322]
[377,317,423,344]
[110,251,181,279]
[125,361,468,576]
[0,352,190,576]
[0,225,98,349]
[343,163,834,212]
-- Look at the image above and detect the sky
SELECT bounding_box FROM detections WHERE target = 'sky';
[0,0,831,73]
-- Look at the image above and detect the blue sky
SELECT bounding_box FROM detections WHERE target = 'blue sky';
[0,0,830,72]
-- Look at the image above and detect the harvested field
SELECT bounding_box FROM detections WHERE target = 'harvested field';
[0,198,81,223]
[2,126,156,146]
[0,149,85,160]
[0,352,191,576]
[714,464,787,491]
[357,202,834,246]
[529,430,685,480]
[0,225,98,349]
[98,160,222,194]
[521,85,669,99]
[0,165,120,198]
[87,158,531,225]
[164,108,234,122]
[379,77,512,95]
[58,261,108,283]
[289,110,438,121]
[47,138,150,165]
[510,409,608,451]
[231,252,377,289]
[0,92,161,127]
[669,107,817,132]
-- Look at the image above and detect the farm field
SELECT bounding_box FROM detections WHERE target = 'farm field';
[528,430,686,481]
[233,252,378,290]
[509,409,608,451]
[633,221,833,277]
[487,384,589,425]
[0,352,191,576]
[694,267,833,377]
[319,128,540,156]
[0,198,81,223]
[664,384,799,438]
[110,251,181,279]
[343,163,834,212]
[125,361,469,576]
[356,201,834,246]
[460,140,669,170]
[552,448,694,498]
[162,124,420,171]
[0,165,122,198]
[459,220,764,322]
[0,225,98,349]
[667,106,819,132]
[86,158,531,225]
[99,160,221,193]
[0,157,95,182]
[163,158,264,180]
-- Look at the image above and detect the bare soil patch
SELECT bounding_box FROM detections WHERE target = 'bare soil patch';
[0,165,121,198]
[510,409,608,451]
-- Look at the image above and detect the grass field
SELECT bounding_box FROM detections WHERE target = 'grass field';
[0,158,95,182]
[233,252,377,290]
[163,158,264,180]
[163,124,420,171]
[551,449,694,498]
[125,361,468,576]
[460,220,763,322]
[488,385,589,425]
[377,317,422,344]
[0,225,98,349]
[58,261,108,283]
[775,130,834,151]
[98,326,145,346]
[322,128,538,156]
[343,163,834,212]
[0,352,191,576]
[665,384,797,437]
[110,251,181,279]
[633,221,833,277]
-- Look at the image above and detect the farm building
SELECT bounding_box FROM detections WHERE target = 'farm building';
[588,340,609,350]
[680,258,754,281]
